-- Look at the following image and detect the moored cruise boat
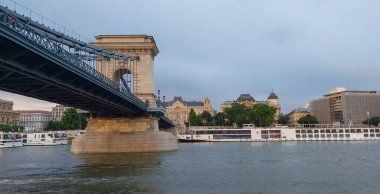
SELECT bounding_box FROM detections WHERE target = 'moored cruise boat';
[23,131,68,146]
[0,132,23,148]
[178,124,380,142]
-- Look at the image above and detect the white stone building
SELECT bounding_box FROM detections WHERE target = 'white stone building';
[17,110,52,132]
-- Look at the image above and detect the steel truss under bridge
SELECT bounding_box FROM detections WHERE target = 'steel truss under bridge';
[0,4,148,117]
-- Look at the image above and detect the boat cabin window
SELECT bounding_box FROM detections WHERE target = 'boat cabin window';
[364,129,368,133]
[376,129,380,132]
[320,130,325,133]
[314,130,319,133]
[339,130,343,133]
[370,129,374,133]
[42,134,45,138]
[243,124,254,128]
[345,129,349,133]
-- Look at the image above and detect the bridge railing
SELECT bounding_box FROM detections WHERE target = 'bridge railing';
[0,4,147,110]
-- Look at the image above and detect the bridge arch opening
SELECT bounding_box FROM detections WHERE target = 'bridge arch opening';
[112,67,134,93]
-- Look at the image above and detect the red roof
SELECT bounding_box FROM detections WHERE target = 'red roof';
[15,110,51,114]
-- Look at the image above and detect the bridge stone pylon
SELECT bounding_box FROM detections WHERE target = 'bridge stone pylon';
[71,35,178,154]
[92,35,158,106]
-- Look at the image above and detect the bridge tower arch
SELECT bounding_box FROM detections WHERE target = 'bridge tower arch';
[92,35,158,105]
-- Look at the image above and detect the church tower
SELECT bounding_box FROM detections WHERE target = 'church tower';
[267,92,281,120]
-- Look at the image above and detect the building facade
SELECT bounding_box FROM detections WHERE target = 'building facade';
[51,105,70,121]
[310,88,380,125]
[288,108,310,126]
[220,93,281,120]
[164,96,213,126]
[0,99,20,126]
[18,110,52,132]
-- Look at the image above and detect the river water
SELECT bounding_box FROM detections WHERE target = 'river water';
[1,142,380,194]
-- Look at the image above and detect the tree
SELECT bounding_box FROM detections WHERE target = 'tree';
[297,114,318,125]
[223,103,250,127]
[0,124,23,132]
[188,108,202,126]
[61,108,87,130]
[362,116,380,126]
[201,111,213,125]
[213,112,226,126]
[250,104,276,127]
[45,121,63,131]
[278,113,289,124]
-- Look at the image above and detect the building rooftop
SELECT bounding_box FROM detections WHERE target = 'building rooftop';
[164,96,204,107]
[16,110,51,114]
[267,92,279,99]
[288,108,309,115]
[236,94,255,102]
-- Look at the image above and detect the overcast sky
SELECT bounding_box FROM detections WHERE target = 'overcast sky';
[1,0,380,113]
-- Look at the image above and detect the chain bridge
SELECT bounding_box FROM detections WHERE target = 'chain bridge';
[0,3,177,153]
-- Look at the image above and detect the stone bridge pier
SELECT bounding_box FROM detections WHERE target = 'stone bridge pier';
[71,35,177,154]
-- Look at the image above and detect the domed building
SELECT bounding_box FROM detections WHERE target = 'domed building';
[220,92,281,120]
[236,94,256,108]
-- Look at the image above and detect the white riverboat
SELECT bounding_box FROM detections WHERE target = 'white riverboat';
[178,124,380,142]
[0,132,23,148]
[22,131,68,146]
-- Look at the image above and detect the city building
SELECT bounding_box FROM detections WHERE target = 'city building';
[164,96,213,126]
[220,92,281,120]
[17,110,52,132]
[288,108,310,126]
[51,105,70,121]
[0,99,20,126]
[310,88,380,125]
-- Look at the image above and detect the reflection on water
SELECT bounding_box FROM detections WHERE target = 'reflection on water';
[1,142,380,193]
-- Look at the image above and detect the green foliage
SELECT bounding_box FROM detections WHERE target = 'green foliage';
[297,114,318,125]
[362,116,380,126]
[223,103,250,127]
[250,104,277,127]
[45,121,63,131]
[61,108,87,130]
[277,113,289,124]
[188,108,202,126]
[201,111,213,125]
[222,103,276,127]
[0,124,24,132]
[213,112,226,126]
